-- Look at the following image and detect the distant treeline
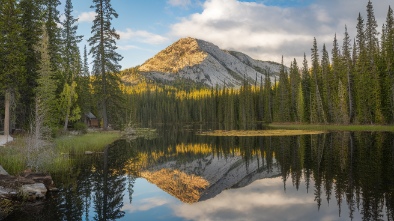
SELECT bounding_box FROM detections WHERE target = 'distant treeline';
[126,2,394,127]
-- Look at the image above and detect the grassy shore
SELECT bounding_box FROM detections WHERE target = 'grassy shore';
[268,123,394,132]
[199,129,326,137]
[0,131,121,175]
[55,131,121,154]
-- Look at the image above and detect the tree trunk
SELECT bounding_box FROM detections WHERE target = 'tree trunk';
[63,110,70,131]
[102,99,108,129]
[100,0,108,130]
[63,92,72,131]
[4,90,10,141]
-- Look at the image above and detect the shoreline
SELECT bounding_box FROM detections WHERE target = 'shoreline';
[268,123,394,132]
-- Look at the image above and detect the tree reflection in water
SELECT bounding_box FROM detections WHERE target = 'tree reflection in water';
[4,131,394,221]
[131,130,394,221]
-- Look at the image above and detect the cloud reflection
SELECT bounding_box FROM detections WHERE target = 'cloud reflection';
[123,197,173,212]
[171,177,356,221]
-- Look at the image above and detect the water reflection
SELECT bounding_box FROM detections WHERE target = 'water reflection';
[4,130,394,221]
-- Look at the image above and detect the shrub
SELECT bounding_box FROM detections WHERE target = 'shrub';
[72,122,87,134]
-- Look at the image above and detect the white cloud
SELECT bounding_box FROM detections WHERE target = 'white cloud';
[118,28,169,45]
[169,0,392,65]
[78,11,96,23]
[167,0,192,7]
[118,45,141,51]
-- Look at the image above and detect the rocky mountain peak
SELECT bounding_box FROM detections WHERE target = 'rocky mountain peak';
[140,37,207,74]
[134,37,284,87]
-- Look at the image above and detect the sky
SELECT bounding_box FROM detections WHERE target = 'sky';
[59,0,392,70]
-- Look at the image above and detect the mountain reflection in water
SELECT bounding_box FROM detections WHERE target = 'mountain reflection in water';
[4,130,394,221]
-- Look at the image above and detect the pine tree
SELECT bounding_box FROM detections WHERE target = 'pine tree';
[278,56,290,122]
[311,38,327,123]
[264,70,273,123]
[61,0,83,130]
[321,44,332,122]
[36,26,58,129]
[43,0,62,83]
[301,53,311,123]
[365,0,383,123]
[0,0,26,136]
[355,13,369,123]
[381,6,394,122]
[18,0,44,128]
[61,0,83,84]
[331,34,342,123]
[289,58,300,122]
[342,26,355,123]
[76,45,92,116]
[89,0,123,129]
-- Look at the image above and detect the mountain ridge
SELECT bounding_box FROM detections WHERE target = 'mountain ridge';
[124,37,284,88]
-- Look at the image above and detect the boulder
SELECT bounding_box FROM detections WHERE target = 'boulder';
[0,186,17,199]
[0,165,8,175]
[0,172,55,201]
[20,183,47,200]
[0,135,13,146]
[23,173,53,188]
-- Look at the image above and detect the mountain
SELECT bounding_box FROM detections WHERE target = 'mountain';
[140,153,280,203]
[127,37,283,87]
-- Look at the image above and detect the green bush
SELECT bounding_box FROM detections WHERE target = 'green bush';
[73,122,88,134]
[52,126,66,138]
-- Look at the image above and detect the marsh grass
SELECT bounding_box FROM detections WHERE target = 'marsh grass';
[0,131,121,175]
[55,131,121,154]
[0,138,27,174]
[268,123,394,132]
[199,129,326,137]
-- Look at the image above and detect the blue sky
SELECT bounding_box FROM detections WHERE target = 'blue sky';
[59,0,392,70]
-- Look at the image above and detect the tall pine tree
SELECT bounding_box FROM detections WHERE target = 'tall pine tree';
[381,6,394,122]
[36,25,58,129]
[355,13,369,123]
[331,34,342,123]
[0,0,26,136]
[342,26,355,123]
[289,58,300,122]
[311,38,327,123]
[365,0,383,123]
[60,0,83,130]
[18,0,44,128]
[43,0,62,84]
[76,45,92,117]
[89,0,123,129]
[321,44,332,122]
[278,56,290,122]
[301,53,311,123]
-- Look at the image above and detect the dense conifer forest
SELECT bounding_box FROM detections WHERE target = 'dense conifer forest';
[124,2,394,128]
[0,0,123,133]
[0,0,393,131]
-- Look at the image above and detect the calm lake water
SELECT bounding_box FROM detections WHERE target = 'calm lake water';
[5,128,394,221]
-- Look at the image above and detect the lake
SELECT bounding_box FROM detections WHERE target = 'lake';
[4,128,394,221]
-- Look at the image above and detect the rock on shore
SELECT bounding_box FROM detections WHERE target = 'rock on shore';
[0,166,56,219]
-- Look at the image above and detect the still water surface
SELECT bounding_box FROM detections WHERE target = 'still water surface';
[5,128,394,221]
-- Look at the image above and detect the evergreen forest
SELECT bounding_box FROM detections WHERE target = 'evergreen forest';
[0,0,123,134]
[1,0,394,133]
[124,2,394,128]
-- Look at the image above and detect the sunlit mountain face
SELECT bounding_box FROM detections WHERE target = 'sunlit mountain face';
[123,37,283,88]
